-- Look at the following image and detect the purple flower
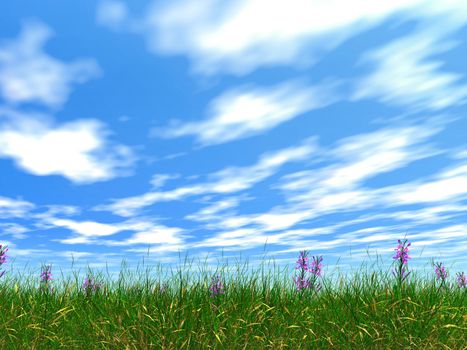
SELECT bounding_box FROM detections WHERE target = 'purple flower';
[293,251,323,293]
[209,275,224,297]
[0,244,8,278]
[434,261,448,282]
[293,276,311,291]
[309,256,323,277]
[40,265,52,283]
[0,244,7,264]
[295,251,309,271]
[393,239,411,264]
[456,272,466,288]
[392,239,411,285]
[294,250,310,292]
[39,265,53,293]
[82,275,101,295]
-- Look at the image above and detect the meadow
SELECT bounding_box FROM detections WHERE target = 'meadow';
[0,240,465,349]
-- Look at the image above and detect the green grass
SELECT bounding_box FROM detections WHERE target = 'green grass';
[0,256,465,349]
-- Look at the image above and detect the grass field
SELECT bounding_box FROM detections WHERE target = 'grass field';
[0,241,465,349]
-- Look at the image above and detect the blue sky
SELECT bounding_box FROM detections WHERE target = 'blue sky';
[0,0,466,280]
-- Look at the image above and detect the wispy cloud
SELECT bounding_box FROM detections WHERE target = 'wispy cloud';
[0,223,29,239]
[0,196,34,219]
[94,122,452,253]
[51,219,122,238]
[153,80,338,145]
[354,30,467,110]
[95,138,316,216]
[0,21,100,108]
[48,216,187,248]
[180,123,449,251]
[0,110,135,184]
[137,0,426,75]
[4,196,186,251]
[276,124,442,212]
[185,196,245,223]
[379,162,467,205]
[150,173,180,188]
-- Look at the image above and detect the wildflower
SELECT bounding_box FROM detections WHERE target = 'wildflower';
[309,255,323,292]
[393,239,411,285]
[293,276,311,291]
[295,251,309,271]
[0,244,8,278]
[209,275,224,297]
[294,250,310,292]
[82,275,101,296]
[457,272,466,288]
[393,239,411,264]
[40,265,53,293]
[40,265,53,283]
[293,251,322,293]
[309,256,323,277]
[434,261,448,285]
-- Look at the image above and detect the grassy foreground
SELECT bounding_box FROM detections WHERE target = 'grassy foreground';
[0,255,465,349]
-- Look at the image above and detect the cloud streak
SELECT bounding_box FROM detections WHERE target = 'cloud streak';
[96,138,316,216]
[354,29,467,110]
[0,196,34,219]
[141,0,426,75]
[153,80,338,145]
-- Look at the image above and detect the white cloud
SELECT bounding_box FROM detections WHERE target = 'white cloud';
[155,81,337,145]
[185,196,244,222]
[254,212,311,231]
[95,185,205,217]
[32,205,81,221]
[51,219,122,237]
[59,236,94,245]
[453,149,467,159]
[45,215,187,249]
[0,110,134,184]
[265,140,467,235]
[279,124,441,204]
[354,30,467,110]
[150,173,179,188]
[141,0,426,75]
[0,222,29,239]
[209,138,316,192]
[353,203,467,227]
[124,226,184,245]
[0,21,100,108]
[190,124,444,236]
[98,122,448,254]
[380,163,467,204]
[8,247,52,258]
[0,196,34,218]
[96,138,316,216]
